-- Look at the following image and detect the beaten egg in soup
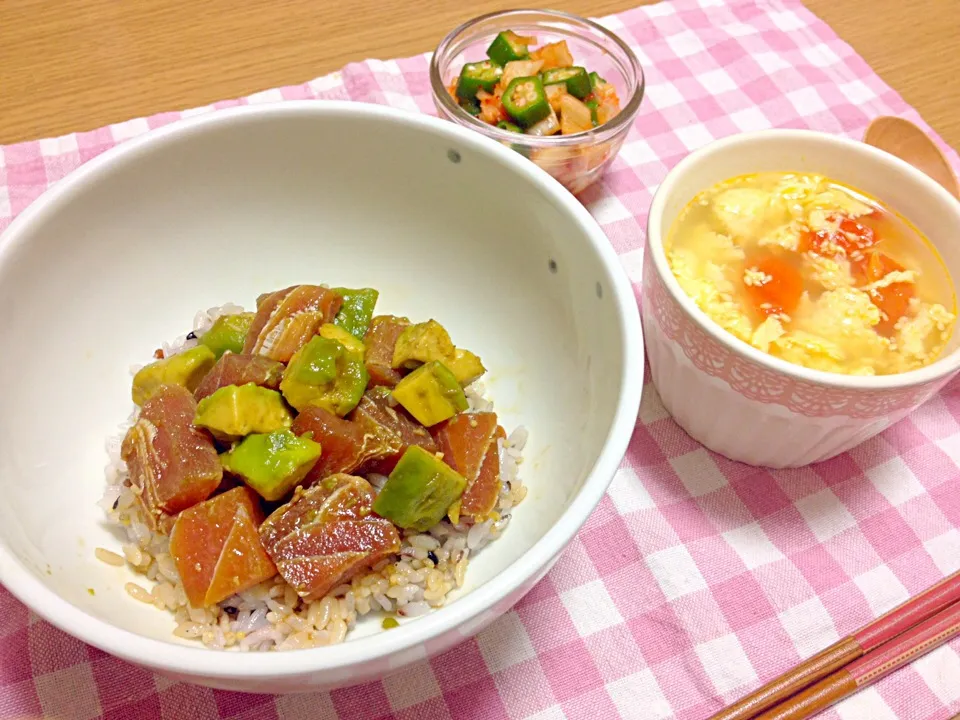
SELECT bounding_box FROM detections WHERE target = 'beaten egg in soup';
[665,172,956,375]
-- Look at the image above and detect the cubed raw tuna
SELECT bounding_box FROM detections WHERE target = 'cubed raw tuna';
[243,285,343,363]
[291,406,392,485]
[169,486,277,607]
[363,315,410,387]
[193,352,284,402]
[349,389,438,474]
[259,475,400,601]
[121,384,222,531]
[433,412,503,521]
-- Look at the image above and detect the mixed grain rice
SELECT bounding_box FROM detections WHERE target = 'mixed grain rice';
[98,304,527,651]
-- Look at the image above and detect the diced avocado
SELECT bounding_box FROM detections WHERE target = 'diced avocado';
[287,336,340,387]
[281,335,369,416]
[319,323,365,355]
[193,383,293,442]
[390,320,485,385]
[367,384,393,402]
[372,446,466,531]
[332,288,379,340]
[391,361,468,427]
[132,345,216,406]
[199,312,255,358]
[445,349,486,386]
[448,498,462,525]
[220,429,321,501]
[392,320,455,369]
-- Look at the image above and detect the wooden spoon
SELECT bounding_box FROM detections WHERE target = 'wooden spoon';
[863,116,960,199]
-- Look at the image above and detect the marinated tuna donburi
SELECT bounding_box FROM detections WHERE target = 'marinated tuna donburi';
[99,285,528,651]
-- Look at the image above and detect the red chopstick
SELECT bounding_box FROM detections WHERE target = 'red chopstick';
[755,599,960,719]
[709,568,960,720]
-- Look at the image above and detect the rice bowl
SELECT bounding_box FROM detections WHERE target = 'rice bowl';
[0,102,643,692]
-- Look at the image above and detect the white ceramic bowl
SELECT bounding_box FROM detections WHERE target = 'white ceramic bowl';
[643,129,960,468]
[0,102,643,692]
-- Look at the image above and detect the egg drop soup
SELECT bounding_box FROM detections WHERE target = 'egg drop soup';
[665,172,957,376]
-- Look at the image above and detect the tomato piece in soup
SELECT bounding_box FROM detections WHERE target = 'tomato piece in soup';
[861,252,915,334]
[800,214,877,260]
[743,254,804,317]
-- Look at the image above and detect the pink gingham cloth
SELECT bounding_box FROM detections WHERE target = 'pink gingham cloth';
[3,0,960,718]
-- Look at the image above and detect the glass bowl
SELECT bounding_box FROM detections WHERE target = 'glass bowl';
[430,9,644,195]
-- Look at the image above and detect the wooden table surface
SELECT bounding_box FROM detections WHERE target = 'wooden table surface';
[0,0,957,148]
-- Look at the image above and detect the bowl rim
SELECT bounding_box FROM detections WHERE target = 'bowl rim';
[429,8,645,146]
[0,100,645,678]
[646,128,960,390]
